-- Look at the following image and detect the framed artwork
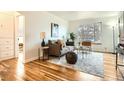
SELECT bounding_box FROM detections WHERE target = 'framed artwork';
[51,23,59,37]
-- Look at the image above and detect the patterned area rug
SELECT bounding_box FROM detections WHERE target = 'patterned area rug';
[49,52,104,77]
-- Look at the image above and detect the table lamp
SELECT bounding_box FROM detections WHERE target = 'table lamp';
[40,32,45,46]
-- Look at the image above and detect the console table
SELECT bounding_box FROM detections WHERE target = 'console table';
[39,46,49,61]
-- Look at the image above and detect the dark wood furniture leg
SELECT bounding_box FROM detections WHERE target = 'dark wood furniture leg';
[38,48,41,60]
[48,48,49,60]
[43,49,44,61]
[116,52,118,70]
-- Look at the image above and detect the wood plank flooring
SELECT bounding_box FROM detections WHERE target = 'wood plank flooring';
[0,53,123,81]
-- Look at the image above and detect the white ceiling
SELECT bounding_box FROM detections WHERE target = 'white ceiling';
[49,11,119,21]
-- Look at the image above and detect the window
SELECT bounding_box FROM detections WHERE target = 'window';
[78,22,102,42]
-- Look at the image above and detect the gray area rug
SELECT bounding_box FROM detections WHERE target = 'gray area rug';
[49,52,104,77]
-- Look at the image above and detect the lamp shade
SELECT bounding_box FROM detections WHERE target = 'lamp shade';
[40,32,45,39]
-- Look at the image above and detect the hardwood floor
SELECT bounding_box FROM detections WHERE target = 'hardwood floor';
[0,53,123,81]
[103,53,123,80]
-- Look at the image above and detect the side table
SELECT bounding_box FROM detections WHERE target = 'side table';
[39,46,49,61]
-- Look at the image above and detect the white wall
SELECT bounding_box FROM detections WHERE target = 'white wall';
[69,16,119,53]
[19,12,68,62]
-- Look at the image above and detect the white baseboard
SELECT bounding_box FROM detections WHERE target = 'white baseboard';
[0,56,15,62]
[92,50,113,54]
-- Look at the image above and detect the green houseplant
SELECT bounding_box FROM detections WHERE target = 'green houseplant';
[70,32,76,41]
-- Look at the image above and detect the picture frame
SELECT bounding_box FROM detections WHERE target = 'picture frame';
[51,23,59,38]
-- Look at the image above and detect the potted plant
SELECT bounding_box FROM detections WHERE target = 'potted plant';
[70,32,76,41]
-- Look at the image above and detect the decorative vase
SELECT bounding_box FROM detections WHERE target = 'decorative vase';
[66,52,77,64]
